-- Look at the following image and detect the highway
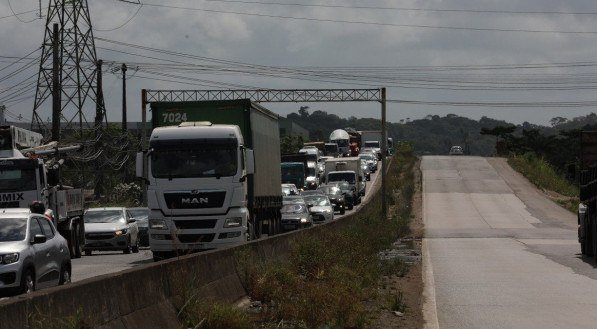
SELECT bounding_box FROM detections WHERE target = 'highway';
[422,156,597,329]
[70,164,383,283]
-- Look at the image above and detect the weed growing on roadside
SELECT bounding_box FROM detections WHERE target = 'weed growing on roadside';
[28,308,93,329]
[388,291,406,313]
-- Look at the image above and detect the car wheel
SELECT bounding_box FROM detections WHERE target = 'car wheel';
[73,222,83,259]
[340,206,345,215]
[123,239,132,254]
[348,203,354,210]
[85,250,92,256]
[20,268,35,294]
[59,263,71,285]
[132,238,140,253]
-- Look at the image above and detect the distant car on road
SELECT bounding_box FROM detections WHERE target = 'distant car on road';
[318,184,346,214]
[281,196,312,231]
[281,183,299,196]
[83,207,139,255]
[127,207,149,247]
[449,145,464,155]
[302,194,334,224]
[0,208,71,296]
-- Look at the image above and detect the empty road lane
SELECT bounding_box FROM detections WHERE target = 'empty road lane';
[422,156,597,329]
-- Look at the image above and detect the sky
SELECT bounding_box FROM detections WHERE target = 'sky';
[3,0,597,128]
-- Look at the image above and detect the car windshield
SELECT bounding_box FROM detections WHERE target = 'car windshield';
[85,210,125,223]
[281,203,306,213]
[336,181,350,190]
[319,186,340,195]
[128,209,149,223]
[303,195,331,207]
[0,218,26,242]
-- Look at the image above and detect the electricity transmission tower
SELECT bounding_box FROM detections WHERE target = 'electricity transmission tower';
[31,0,105,140]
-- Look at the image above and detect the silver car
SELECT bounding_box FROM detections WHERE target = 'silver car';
[0,209,71,296]
[281,196,312,231]
[83,207,139,255]
[302,194,334,224]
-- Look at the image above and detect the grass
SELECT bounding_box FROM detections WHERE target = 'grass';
[508,152,579,213]
[228,143,417,328]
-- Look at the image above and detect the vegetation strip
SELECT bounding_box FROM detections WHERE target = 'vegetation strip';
[508,153,578,213]
[176,143,418,329]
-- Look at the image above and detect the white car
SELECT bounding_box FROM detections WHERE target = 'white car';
[302,194,334,224]
[449,146,464,155]
[0,208,71,296]
[83,207,140,255]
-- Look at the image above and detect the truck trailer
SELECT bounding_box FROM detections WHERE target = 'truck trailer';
[137,99,282,260]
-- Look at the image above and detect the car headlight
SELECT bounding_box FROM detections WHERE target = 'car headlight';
[224,217,243,228]
[1,253,19,264]
[149,219,168,230]
[115,229,128,236]
[300,217,308,223]
[322,209,332,214]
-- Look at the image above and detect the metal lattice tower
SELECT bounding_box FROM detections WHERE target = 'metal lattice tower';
[31,0,105,139]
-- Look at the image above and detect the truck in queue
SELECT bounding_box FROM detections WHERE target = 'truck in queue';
[329,129,350,156]
[281,153,309,190]
[0,125,85,258]
[137,99,282,260]
[323,157,364,204]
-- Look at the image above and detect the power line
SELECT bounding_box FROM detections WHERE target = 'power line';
[198,0,597,16]
[137,2,597,35]
[93,3,144,31]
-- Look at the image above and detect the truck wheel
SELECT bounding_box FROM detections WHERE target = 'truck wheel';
[85,250,92,256]
[254,214,262,239]
[73,224,82,259]
[582,215,592,256]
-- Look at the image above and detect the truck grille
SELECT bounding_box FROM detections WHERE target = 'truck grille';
[164,192,226,209]
[177,234,215,243]
[174,219,217,229]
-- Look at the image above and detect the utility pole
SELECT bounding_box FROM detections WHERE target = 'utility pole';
[0,105,5,124]
[121,63,127,132]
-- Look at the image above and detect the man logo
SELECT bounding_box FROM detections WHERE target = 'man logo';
[181,197,209,205]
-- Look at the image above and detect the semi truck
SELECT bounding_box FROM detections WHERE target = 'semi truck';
[0,125,85,258]
[137,99,282,260]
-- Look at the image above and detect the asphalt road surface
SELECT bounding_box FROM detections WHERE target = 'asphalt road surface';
[422,156,597,329]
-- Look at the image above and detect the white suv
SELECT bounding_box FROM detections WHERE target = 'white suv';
[0,209,71,296]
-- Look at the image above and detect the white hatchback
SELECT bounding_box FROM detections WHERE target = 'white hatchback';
[0,209,71,296]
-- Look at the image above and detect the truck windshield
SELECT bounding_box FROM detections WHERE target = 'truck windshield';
[0,168,36,191]
[328,172,356,184]
[151,146,238,179]
[332,139,349,148]
[365,141,379,148]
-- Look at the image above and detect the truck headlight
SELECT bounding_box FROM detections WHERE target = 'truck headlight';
[224,217,243,228]
[1,253,19,264]
[149,219,168,230]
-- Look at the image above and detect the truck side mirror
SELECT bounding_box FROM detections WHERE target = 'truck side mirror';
[245,149,255,175]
